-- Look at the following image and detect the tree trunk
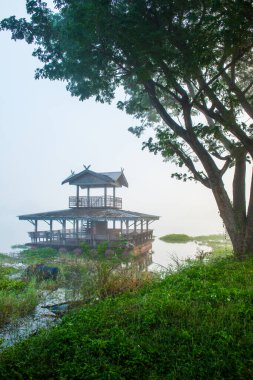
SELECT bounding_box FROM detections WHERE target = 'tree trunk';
[210,178,238,251]
[243,166,253,255]
[231,152,247,257]
[210,156,253,258]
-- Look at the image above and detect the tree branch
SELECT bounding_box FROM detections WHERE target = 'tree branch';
[165,141,211,188]
[191,46,253,104]
[196,72,253,156]
[220,158,232,177]
[144,80,187,139]
[243,80,253,95]
[222,71,253,119]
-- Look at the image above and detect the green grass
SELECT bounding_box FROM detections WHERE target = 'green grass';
[0,266,38,327]
[0,256,252,379]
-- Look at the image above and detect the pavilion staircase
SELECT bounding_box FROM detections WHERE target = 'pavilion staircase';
[81,221,91,235]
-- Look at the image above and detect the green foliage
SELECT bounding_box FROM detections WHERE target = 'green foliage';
[0,284,38,327]
[0,266,38,327]
[0,257,253,378]
[96,241,109,255]
[79,241,90,255]
[0,254,15,265]
[160,234,193,243]
[20,247,58,264]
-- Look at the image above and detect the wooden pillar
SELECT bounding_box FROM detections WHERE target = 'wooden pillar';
[76,219,79,239]
[87,187,90,207]
[76,185,80,207]
[113,220,116,230]
[113,187,116,208]
[62,220,66,242]
[146,220,149,231]
[120,220,123,235]
[50,220,53,242]
[126,220,129,235]
[35,220,38,243]
[134,220,137,233]
[141,220,144,243]
[104,186,107,207]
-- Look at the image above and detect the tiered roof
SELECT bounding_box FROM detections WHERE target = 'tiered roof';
[62,167,128,188]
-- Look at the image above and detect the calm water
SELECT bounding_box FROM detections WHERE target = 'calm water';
[151,238,210,271]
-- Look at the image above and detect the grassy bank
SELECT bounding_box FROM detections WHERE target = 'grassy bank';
[160,233,232,256]
[0,256,252,379]
[159,233,226,244]
[0,246,151,330]
[0,265,38,327]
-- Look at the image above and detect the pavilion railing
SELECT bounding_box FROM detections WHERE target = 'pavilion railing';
[69,195,122,209]
[28,228,153,246]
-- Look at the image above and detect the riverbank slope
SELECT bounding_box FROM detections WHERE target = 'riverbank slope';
[0,256,253,379]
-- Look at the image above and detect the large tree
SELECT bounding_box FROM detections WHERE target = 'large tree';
[1,0,253,257]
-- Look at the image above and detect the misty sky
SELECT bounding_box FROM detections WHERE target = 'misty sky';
[0,1,228,253]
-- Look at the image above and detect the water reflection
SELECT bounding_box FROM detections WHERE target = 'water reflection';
[150,238,211,272]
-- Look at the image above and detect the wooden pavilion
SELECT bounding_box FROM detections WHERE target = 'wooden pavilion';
[19,167,159,254]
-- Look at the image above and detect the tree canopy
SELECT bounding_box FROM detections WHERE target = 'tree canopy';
[1,0,253,256]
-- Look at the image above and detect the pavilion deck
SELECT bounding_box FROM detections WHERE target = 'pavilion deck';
[28,228,153,248]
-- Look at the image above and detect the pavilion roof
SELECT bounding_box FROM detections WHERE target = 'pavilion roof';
[18,208,159,222]
[62,168,128,188]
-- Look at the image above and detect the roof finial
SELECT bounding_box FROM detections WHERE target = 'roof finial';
[71,170,75,176]
[83,165,91,170]
[121,167,124,173]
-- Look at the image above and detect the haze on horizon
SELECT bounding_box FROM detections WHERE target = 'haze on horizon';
[0,1,226,253]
